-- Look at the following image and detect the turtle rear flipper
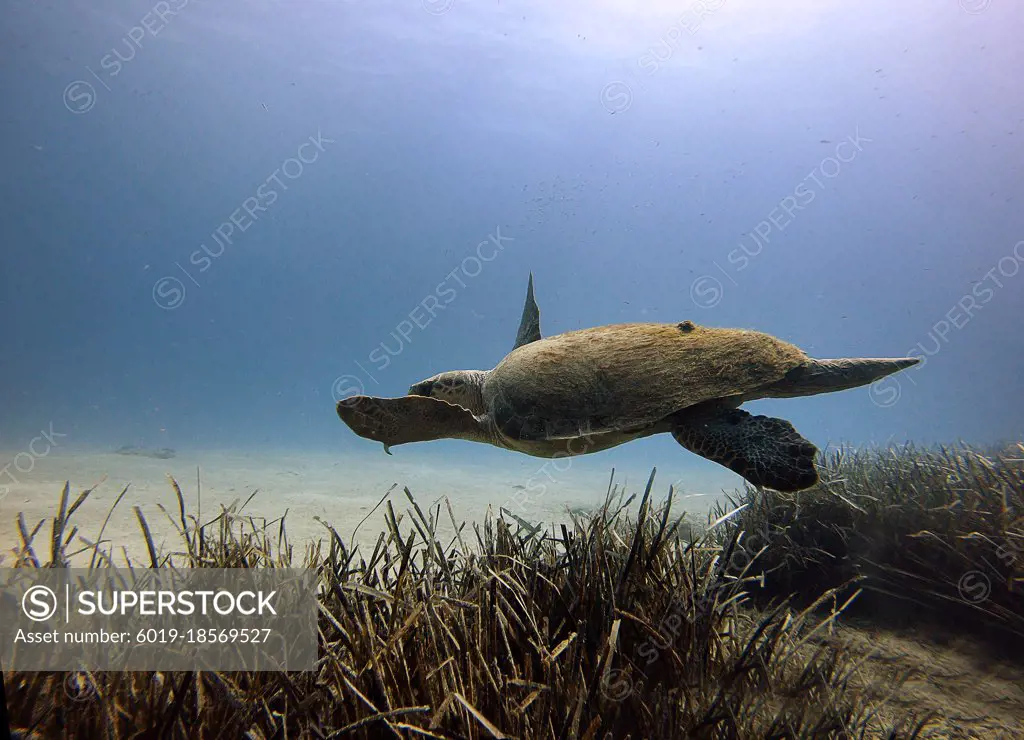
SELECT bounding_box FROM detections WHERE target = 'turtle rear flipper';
[672,408,819,492]
[337,396,494,453]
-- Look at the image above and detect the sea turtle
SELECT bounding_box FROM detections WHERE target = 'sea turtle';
[337,274,918,491]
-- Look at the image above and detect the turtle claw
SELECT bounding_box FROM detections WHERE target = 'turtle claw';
[383,443,392,455]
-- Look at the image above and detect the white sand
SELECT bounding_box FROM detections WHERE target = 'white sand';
[0,448,740,566]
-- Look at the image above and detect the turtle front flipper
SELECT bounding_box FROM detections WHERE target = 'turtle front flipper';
[672,407,819,492]
[337,396,494,453]
[512,272,542,350]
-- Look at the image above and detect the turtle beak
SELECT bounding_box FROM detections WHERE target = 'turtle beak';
[409,381,434,397]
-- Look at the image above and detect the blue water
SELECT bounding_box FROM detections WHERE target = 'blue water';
[2,0,1022,480]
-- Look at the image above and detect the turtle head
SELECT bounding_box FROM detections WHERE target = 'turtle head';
[409,370,488,415]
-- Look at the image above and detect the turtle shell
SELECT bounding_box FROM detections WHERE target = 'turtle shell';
[482,321,807,441]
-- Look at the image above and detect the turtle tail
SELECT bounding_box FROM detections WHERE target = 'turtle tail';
[762,357,919,398]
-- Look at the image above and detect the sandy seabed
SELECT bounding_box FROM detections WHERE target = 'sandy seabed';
[0,447,737,565]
